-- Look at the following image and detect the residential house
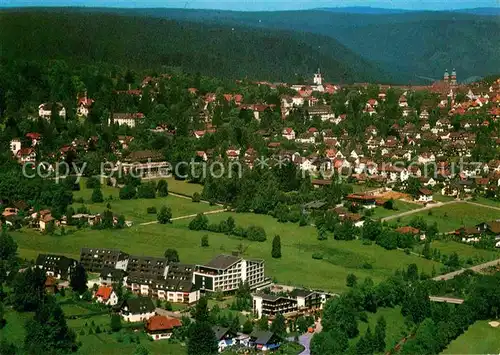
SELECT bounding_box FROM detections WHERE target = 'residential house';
[213,326,238,353]
[282,128,295,140]
[39,102,66,119]
[250,330,281,352]
[346,194,376,209]
[193,254,266,293]
[109,113,145,127]
[395,226,426,241]
[10,139,21,156]
[35,254,77,280]
[99,266,128,285]
[146,315,182,341]
[16,148,36,163]
[77,96,94,117]
[416,188,433,203]
[118,297,156,322]
[94,285,119,306]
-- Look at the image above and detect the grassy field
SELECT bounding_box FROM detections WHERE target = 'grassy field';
[72,183,217,223]
[432,194,456,203]
[350,306,407,352]
[430,240,500,262]
[442,320,500,354]
[11,211,440,293]
[371,200,420,219]
[472,197,500,209]
[397,203,500,233]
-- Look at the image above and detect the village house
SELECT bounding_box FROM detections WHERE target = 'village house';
[213,326,239,353]
[250,330,282,352]
[77,96,94,117]
[118,297,156,322]
[80,248,130,273]
[145,315,182,341]
[94,285,119,306]
[16,148,36,163]
[416,188,434,203]
[109,112,145,127]
[38,102,66,119]
[282,127,295,140]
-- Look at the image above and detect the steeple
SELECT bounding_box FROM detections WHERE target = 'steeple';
[313,68,322,86]
[450,68,457,85]
[444,69,449,82]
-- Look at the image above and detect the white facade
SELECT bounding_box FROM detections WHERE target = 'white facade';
[121,310,155,323]
[10,139,21,156]
[38,103,66,119]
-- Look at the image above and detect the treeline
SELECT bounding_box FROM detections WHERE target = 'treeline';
[189,214,267,242]
[0,10,383,83]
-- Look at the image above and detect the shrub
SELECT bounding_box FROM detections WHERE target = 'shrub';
[246,226,267,242]
[86,176,100,189]
[201,235,209,247]
[146,206,157,214]
[192,192,201,202]
[312,253,323,260]
[119,184,136,200]
[362,262,373,269]
[189,213,208,231]
[137,182,156,199]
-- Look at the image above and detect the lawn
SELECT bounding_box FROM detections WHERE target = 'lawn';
[430,240,500,263]
[397,203,500,233]
[349,306,408,352]
[371,200,420,219]
[432,194,456,203]
[72,183,217,223]
[442,320,500,354]
[0,308,186,355]
[472,197,500,209]
[11,211,440,293]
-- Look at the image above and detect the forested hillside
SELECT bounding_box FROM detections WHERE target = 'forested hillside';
[0,10,386,83]
[113,8,499,82]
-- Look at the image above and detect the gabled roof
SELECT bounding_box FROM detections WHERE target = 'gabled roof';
[250,330,277,345]
[121,297,155,314]
[146,315,181,332]
[96,286,113,300]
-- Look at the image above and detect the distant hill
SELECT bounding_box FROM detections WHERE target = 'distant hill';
[451,7,500,16]
[317,7,413,14]
[108,8,499,82]
[0,9,388,83]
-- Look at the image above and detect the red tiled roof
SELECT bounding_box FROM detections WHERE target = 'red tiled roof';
[96,286,113,301]
[146,315,182,332]
[396,226,420,235]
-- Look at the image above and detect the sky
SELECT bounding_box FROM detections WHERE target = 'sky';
[1,0,498,11]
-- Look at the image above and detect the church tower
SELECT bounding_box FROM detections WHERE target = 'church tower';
[450,68,457,86]
[313,68,322,86]
[443,69,449,82]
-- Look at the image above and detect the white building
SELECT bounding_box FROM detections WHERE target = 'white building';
[38,102,66,119]
[10,139,21,156]
[119,297,156,322]
[94,285,119,306]
[109,112,145,127]
[193,255,266,293]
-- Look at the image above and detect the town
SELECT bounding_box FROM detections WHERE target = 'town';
[0,4,500,355]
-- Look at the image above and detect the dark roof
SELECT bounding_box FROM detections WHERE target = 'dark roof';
[80,247,128,260]
[35,254,77,274]
[290,289,315,298]
[250,330,277,345]
[99,266,128,280]
[121,297,155,314]
[212,326,231,340]
[204,254,241,270]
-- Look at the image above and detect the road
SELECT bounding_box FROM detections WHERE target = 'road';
[432,258,500,281]
[139,208,226,226]
[429,296,464,304]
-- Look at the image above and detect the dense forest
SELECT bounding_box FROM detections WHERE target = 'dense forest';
[108,8,500,82]
[0,10,386,83]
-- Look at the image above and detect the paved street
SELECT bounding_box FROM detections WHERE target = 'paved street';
[433,258,500,281]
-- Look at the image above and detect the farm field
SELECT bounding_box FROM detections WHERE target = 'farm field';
[371,200,420,219]
[442,320,500,354]
[397,202,500,233]
[11,211,440,293]
[72,185,218,223]
[349,306,407,352]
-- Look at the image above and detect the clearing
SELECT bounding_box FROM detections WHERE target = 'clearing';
[442,320,500,354]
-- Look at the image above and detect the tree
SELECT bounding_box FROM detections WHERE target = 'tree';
[187,321,218,355]
[12,267,46,312]
[406,263,419,282]
[192,192,201,202]
[156,179,169,197]
[362,219,382,241]
[110,314,122,332]
[0,339,16,355]
[91,187,104,203]
[137,182,156,199]
[346,273,358,288]
[157,206,172,224]
[270,313,286,338]
[201,235,209,247]
[189,213,209,231]
[374,316,386,352]
[24,298,78,354]
[134,345,150,355]
[164,248,180,263]
[119,184,136,200]
[317,226,327,241]
[310,328,349,355]
[256,315,269,330]
[242,319,253,334]
[0,302,5,329]
[356,326,375,355]
[70,263,88,294]
[271,235,281,258]
[246,225,266,242]
[85,176,100,189]
[422,242,431,259]
[192,296,209,322]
